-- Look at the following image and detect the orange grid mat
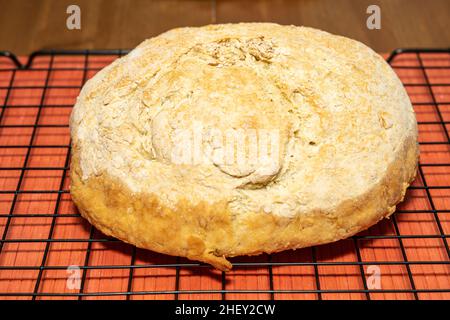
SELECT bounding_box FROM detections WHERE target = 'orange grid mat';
[0,49,449,300]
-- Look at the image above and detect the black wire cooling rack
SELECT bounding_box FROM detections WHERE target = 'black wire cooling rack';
[0,48,449,300]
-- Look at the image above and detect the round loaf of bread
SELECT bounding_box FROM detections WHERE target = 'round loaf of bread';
[70,23,418,270]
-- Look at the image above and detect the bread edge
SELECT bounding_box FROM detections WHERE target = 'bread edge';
[69,130,418,271]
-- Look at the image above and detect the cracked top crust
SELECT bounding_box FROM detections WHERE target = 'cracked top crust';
[70,23,418,219]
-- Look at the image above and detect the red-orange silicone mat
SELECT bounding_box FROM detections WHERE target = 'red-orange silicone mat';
[0,50,449,300]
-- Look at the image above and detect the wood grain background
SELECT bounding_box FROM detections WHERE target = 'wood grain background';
[0,0,449,55]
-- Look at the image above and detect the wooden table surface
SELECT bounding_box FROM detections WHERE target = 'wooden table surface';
[0,0,449,55]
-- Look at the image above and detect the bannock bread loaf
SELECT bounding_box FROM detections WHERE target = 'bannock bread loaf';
[70,23,419,270]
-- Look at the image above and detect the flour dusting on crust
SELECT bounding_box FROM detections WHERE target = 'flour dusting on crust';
[70,23,417,219]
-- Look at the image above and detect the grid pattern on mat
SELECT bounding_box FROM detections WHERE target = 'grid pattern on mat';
[0,49,449,300]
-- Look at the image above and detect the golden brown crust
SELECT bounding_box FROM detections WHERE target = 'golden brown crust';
[70,134,418,271]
